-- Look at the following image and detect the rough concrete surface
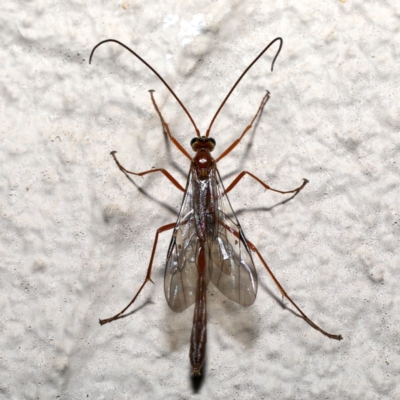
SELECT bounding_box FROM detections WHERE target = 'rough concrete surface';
[1,1,399,399]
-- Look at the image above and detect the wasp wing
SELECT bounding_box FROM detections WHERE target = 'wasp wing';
[164,166,257,311]
[164,170,206,312]
[208,168,258,307]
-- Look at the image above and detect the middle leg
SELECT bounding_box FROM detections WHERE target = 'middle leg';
[111,151,185,192]
[225,170,308,195]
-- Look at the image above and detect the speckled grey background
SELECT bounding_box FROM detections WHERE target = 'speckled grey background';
[1,1,399,399]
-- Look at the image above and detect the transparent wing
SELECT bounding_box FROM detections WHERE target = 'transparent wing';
[208,168,258,307]
[164,170,205,312]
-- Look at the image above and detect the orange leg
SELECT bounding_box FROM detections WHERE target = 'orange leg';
[111,151,185,192]
[216,217,342,340]
[215,91,270,163]
[246,237,342,340]
[225,171,308,195]
[149,90,192,160]
[99,222,176,325]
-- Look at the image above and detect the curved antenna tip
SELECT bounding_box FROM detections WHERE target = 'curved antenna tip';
[88,39,199,135]
[270,37,283,72]
[207,37,283,136]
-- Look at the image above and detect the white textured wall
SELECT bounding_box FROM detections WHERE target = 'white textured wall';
[2,1,399,399]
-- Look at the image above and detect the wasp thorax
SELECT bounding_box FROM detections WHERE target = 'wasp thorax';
[193,138,214,179]
[190,136,216,152]
[194,149,213,179]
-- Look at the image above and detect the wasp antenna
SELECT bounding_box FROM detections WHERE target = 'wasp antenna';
[206,37,283,137]
[89,39,200,137]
